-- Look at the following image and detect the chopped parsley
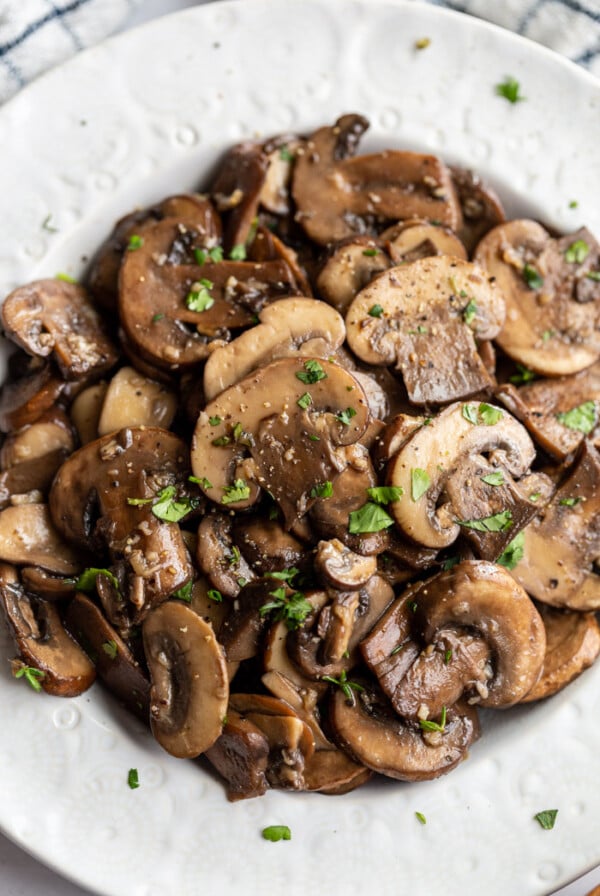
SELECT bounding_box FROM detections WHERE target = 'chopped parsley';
[415,37,431,50]
[128,768,140,790]
[146,486,199,522]
[569,200,578,209]
[368,303,384,318]
[296,359,327,384]
[411,468,430,501]
[556,401,596,434]
[462,402,503,426]
[190,476,212,490]
[415,811,427,825]
[542,329,555,342]
[529,492,541,502]
[322,669,364,704]
[366,485,404,505]
[310,481,333,499]
[587,271,600,282]
[444,649,452,664]
[419,705,447,733]
[221,479,251,505]
[265,567,300,583]
[172,580,194,603]
[207,589,223,602]
[186,279,214,312]
[13,663,45,692]
[458,510,513,533]
[348,502,395,534]
[279,146,294,162]
[55,272,77,283]
[209,415,222,426]
[75,567,121,594]
[259,586,312,630]
[102,640,118,660]
[262,825,291,842]
[362,247,379,257]
[559,496,581,507]
[127,234,143,251]
[42,214,58,233]
[336,407,357,426]
[495,76,524,103]
[522,264,543,290]
[442,556,460,571]
[297,392,312,410]
[462,299,477,325]
[510,364,537,385]
[229,243,247,261]
[534,809,558,830]
[564,239,589,264]
[481,471,504,487]
[151,312,164,323]
[496,531,525,570]
[408,325,428,335]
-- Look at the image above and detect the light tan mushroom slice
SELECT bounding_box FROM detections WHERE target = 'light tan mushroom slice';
[315,538,377,590]
[329,679,479,782]
[1,279,118,381]
[0,407,75,469]
[292,114,462,245]
[185,577,238,683]
[203,298,345,401]
[387,401,535,550]
[511,442,600,611]
[521,606,600,702]
[259,138,301,216]
[143,601,229,759]
[315,237,391,315]
[474,220,600,375]
[345,256,504,405]
[0,504,81,574]
[192,357,369,520]
[97,366,177,435]
[263,620,328,698]
[380,219,467,264]
[0,564,95,697]
[496,363,600,462]
[69,382,108,444]
[413,560,546,707]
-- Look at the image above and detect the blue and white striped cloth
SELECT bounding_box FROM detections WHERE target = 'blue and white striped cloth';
[0,0,599,104]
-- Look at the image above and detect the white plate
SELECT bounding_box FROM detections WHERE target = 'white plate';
[1,2,599,894]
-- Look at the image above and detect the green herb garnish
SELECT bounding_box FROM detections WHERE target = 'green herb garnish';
[262,825,291,842]
[481,471,504,487]
[522,264,543,289]
[76,567,121,594]
[186,279,214,312]
[556,401,596,434]
[458,510,513,533]
[564,240,589,264]
[310,481,333,499]
[322,669,365,705]
[366,486,403,505]
[296,359,327,384]
[348,502,395,534]
[207,589,223,602]
[172,580,194,603]
[534,809,558,830]
[496,531,525,570]
[462,299,477,325]
[411,468,430,501]
[419,705,447,733]
[13,664,45,692]
[259,587,312,630]
[415,811,427,825]
[221,479,251,505]
[229,243,247,261]
[368,304,384,318]
[127,234,143,251]
[495,76,524,103]
[297,392,312,410]
[102,640,118,660]
[510,364,537,385]
[128,768,140,790]
[336,407,357,426]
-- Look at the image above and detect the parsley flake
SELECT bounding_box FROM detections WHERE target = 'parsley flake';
[55,272,77,283]
[172,580,194,603]
[510,364,537,385]
[265,567,300,583]
[207,589,223,602]
[102,640,118,660]
[366,485,404,505]
[262,825,291,842]
[13,663,45,692]
[311,481,333,499]
[128,768,140,790]
[419,705,447,733]
[411,468,430,502]
[76,567,121,594]
[522,264,543,290]
[259,587,312,630]
[534,809,558,830]
[587,271,600,282]
[296,360,327,384]
[127,234,143,251]
[297,392,312,410]
[209,415,222,426]
[229,243,247,261]
[186,279,214,312]
[495,76,524,103]
[458,510,513,533]
[368,303,384,318]
[362,247,379,256]
[150,487,199,522]
[462,402,503,426]
[462,299,477,325]
[559,496,581,507]
[564,240,589,264]
[556,401,596,434]
[221,479,251,505]
[322,669,365,705]
[496,531,525,570]
[336,407,357,426]
[279,146,294,162]
[481,470,504,487]
[415,37,431,50]
[348,502,395,534]
[415,811,427,825]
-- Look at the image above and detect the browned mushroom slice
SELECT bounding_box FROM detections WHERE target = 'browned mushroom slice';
[49,427,193,620]
[211,141,269,250]
[0,361,65,433]
[86,193,221,311]
[191,357,369,525]
[259,136,301,216]
[386,401,538,555]
[119,217,300,370]
[196,513,255,600]
[345,256,504,405]
[329,678,479,782]
[143,601,228,758]
[202,298,345,401]
[233,515,305,575]
[2,280,119,381]
[65,592,150,719]
[0,449,71,509]
[0,504,81,574]
[411,560,546,707]
[97,366,177,435]
[315,237,391,314]
[512,441,600,610]
[292,114,462,245]
[204,708,270,800]
[262,669,370,794]
[496,363,600,461]
[381,219,467,264]
[474,220,600,375]
[521,605,600,702]
[69,382,108,444]
[315,538,377,590]
[20,566,76,600]
[0,406,74,469]
[0,563,95,697]
[249,225,312,297]
[450,166,506,254]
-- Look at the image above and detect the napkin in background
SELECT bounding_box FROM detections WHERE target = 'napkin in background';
[0,0,599,102]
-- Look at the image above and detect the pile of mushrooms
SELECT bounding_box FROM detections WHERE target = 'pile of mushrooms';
[1,113,600,800]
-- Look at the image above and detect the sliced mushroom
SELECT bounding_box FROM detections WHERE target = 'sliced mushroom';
[203,298,345,401]
[196,512,255,599]
[192,357,369,525]
[292,114,462,245]
[474,220,600,375]
[0,361,65,433]
[381,219,467,264]
[315,237,391,314]
[20,566,76,600]
[345,256,505,405]
[386,400,538,554]
[2,280,118,381]
[232,515,305,574]
[496,363,600,461]
[204,708,270,800]
[521,605,600,702]
[210,141,269,249]
[0,407,75,469]
[50,427,193,620]
[119,217,301,370]
[450,166,506,254]
[259,136,301,216]
[0,449,72,509]
[329,678,479,782]
[511,441,600,610]
[97,366,177,435]
[0,504,82,574]
[143,600,228,758]
[249,225,312,297]
[218,577,297,663]
[0,563,95,697]
[65,592,150,719]
[315,538,377,590]
[69,381,108,444]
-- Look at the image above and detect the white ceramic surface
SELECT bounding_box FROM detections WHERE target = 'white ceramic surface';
[1,2,600,895]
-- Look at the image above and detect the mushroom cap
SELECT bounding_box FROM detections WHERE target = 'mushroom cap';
[192,357,370,519]
[345,255,505,405]
[381,219,468,265]
[97,366,177,436]
[450,166,506,253]
[143,600,229,758]
[1,279,119,381]
[0,362,66,433]
[474,219,600,375]
[412,560,546,707]
[203,297,345,401]
[315,237,391,315]
[386,400,536,550]
[0,504,82,575]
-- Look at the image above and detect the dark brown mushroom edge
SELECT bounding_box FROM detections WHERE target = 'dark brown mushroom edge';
[1,113,599,802]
